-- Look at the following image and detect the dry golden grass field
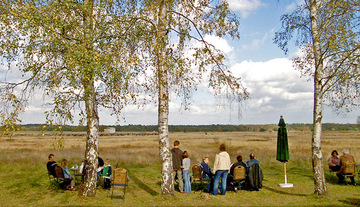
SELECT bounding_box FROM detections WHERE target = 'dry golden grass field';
[0,131,359,206]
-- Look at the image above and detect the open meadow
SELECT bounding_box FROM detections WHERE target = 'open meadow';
[0,131,359,206]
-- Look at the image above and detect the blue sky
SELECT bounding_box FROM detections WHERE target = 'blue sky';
[3,0,360,125]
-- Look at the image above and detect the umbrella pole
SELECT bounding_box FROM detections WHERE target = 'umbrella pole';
[279,162,293,188]
[284,162,287,184]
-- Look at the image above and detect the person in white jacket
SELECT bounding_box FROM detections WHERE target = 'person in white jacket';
[212,144,231,195]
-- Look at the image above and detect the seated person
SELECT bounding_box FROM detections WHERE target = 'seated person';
[328,150,341,172]
[228,155,247,191]
[336,149,356,185]
[60,159,76,190]
[47,154,58,177]
[200,157,214,192]
[246,153,260,169]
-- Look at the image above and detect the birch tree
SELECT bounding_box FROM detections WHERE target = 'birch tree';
[274,0,360,195]
[0,0,142,196]
[134,0,249,194]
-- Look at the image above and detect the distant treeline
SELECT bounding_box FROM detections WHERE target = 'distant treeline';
[13,123,360,132]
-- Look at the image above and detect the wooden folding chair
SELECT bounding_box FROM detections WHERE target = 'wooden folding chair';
[111,168,128,201]
[344,160,356,180]
[234,166,246,181]
[191,164,209,192]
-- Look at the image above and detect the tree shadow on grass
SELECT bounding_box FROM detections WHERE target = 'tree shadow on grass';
[338,198,360,206]
[262,185,309,197]
[128,171,159,196]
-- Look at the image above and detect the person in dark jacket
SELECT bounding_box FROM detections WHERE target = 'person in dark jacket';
[200,157,214,192]
[171,140,184,192]
[97,156,104,180]
[247,163,263,191]
[47,154,58,177]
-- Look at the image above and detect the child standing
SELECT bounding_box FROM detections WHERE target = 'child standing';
[102,158,112,190]
[182,151,191,193]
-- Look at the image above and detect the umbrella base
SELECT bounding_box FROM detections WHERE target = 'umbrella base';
[279,183,293,188]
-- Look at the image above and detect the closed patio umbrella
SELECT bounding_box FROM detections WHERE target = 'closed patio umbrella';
[277,115,293,188]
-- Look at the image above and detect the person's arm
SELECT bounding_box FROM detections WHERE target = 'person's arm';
[213,154,219,173]
[108,166,112,176]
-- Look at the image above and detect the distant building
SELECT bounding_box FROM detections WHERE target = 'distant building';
[104,127,116,134]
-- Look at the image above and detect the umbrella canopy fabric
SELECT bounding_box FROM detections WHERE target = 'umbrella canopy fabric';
[276,116,289,162]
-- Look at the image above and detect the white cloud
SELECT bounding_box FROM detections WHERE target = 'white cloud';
[228,0,266,18]
[204,35,233,54]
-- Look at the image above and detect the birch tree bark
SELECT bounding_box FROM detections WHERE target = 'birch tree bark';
[156,0,174,195]
[80,82,99,197]
[309,0,327,194]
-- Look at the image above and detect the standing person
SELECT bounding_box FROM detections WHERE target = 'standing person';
[97,156,104,180]
[47,154,58,177]
[328,150,341,172]
[200,157,214,193]
[337,149,356,185]
[182,151,191,193]
[212,144,231,195]
[171,140,184,193]
[102,158,112,190]
[60,159,76,191]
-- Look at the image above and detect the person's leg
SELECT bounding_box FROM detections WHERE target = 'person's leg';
[350,176,356,185]
[177,170,184,192]
[107,178,111,189]
[183,171,191,193]
[212,171,221,195]
[238,182,242,190]
[336,173,345,183]
[220,170,228,195]
[103,178,107,189]
[71,179,75,188]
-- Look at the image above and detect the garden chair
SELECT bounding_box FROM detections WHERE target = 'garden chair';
[48,165,65,189]
[232,166,246,191]
[343,160,356,180]
[111,168,128,201]
[191,164,209,192]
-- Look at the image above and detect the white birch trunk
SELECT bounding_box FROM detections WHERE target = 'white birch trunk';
[157,0,174,195]
[79,0,99,197]
[80,82,99,197]
[309,0,327,195]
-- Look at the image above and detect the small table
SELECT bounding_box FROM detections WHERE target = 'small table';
[70,168,82,184]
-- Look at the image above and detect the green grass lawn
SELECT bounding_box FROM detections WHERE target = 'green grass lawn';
[1,162,359,206]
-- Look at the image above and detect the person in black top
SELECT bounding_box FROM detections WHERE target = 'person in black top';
[97,156,104,180]
[47,154,58,177]
[230,155,247,175]
[228,155,247,191]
